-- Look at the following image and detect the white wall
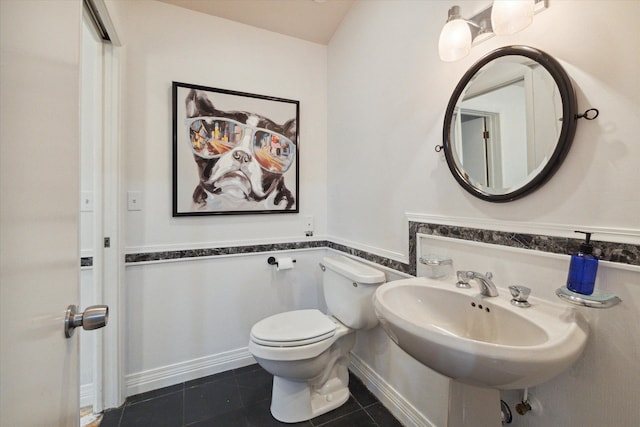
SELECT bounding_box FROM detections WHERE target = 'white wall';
[328,0,640,253]
[112,0,330,394]
[120,0,328,250]
[328,1,639,426]
[108,0,640,425]
[124,250,326,395]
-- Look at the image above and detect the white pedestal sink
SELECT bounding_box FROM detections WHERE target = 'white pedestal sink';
[373,277,589,426]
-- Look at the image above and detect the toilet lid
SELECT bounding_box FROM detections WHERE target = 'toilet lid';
[250,309,336,347]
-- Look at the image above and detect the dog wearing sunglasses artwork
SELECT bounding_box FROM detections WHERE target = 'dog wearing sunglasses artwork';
[184,89,297,211]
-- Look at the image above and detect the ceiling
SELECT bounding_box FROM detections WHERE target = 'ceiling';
[156,0,355,45]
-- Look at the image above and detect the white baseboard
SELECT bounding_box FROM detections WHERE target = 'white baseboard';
[125,347,256,397]
[80,383,94,409]
[349,353,435,427]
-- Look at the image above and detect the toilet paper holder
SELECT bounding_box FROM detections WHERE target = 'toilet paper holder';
[267,256,296,267]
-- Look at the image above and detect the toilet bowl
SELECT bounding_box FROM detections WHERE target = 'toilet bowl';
[248,255,385,423]
[249,309,355,423]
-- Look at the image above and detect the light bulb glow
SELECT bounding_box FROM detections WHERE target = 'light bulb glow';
[438,18,472,62]
[491,0,535,36]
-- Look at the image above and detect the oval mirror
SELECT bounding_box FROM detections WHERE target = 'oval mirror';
[443,46,578,202]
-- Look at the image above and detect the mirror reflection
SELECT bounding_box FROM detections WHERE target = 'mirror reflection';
[443,46,577,202]
[452,56,563,192]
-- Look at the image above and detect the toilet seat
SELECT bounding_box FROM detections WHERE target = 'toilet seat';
[249,310,351,362]
[250,309,337,347]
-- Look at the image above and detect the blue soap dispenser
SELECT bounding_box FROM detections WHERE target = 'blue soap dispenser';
[566,231,599,295]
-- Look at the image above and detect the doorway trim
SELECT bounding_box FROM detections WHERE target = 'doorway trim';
[83,0,124,411]
[457,108,502,188]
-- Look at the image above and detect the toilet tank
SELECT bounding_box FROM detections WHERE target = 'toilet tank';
[321,255,386,330]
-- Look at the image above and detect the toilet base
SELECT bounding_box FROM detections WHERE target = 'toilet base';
[270,375,350,423]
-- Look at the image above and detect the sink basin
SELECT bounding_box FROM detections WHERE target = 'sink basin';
[373,277,589,389]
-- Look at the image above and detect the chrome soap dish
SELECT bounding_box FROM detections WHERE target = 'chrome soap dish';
[556,286,621,309]
[419,254,453,279]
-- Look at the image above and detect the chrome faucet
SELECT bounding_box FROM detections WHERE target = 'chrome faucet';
[456,271,499,297]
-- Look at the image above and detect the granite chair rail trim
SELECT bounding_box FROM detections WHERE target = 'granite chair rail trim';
[113,222,639,275]
[124,240,329,263]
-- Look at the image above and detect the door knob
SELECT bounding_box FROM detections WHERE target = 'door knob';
[64,304,109,338]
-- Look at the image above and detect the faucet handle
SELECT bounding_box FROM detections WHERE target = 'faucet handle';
[509,285,530,299]
[455,271,472,289]
[509,285,531,307]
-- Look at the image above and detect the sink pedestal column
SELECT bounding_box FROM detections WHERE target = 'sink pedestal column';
[447,381,501,427]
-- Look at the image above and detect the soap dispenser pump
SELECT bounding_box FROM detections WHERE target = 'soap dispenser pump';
[566,231,599,295]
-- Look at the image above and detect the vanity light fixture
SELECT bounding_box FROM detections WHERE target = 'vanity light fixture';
[438,0,547,62]
[438,6,472,62]
[491,0,536,36]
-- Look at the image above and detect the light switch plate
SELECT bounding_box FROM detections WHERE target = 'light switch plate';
[127,191,143,211]
[80,191,93,212]
[304,215,314,236]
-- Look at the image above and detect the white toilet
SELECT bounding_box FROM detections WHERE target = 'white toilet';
[248,255,386,423]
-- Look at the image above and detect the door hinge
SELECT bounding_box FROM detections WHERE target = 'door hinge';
[483,130,490,139]
[104,237,110,248]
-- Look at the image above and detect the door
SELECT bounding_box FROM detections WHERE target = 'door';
[458,109,502,188]
[0,1,82,425]
[460,114,490,186]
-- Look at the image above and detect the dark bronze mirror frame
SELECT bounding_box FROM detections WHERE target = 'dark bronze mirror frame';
[442,46,578,202]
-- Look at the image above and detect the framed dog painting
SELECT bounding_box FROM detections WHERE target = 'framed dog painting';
[172,82,299,216]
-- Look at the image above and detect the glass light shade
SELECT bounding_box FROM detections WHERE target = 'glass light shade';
[491,0,535,36]
[438,19,472,62]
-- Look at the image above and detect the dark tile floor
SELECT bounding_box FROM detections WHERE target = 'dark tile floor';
[101,364,403,427]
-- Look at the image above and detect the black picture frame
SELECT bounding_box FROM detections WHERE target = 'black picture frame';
[172,82,300,216]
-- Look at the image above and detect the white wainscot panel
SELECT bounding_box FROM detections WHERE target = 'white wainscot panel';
[351,268,449,427]
[124,249,326,396]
